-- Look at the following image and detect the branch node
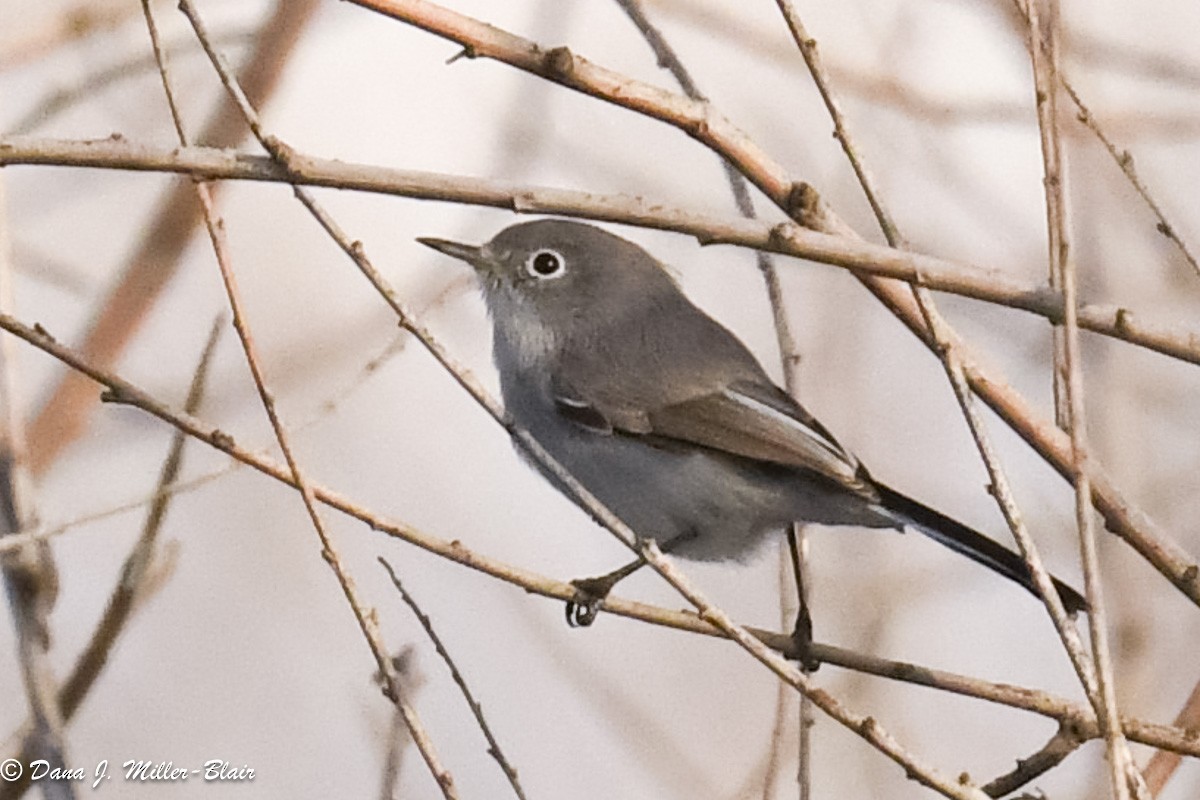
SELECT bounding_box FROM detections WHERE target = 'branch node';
[99,386,132,405]
[544,46,576,79]
[263,134,298,169]
[683,102,712,139]
[446,46,475,65]
[510,192,537,212]
[208,429,236,451]
[767,222,793,251]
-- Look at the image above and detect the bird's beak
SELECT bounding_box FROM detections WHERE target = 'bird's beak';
[417,237,488,271]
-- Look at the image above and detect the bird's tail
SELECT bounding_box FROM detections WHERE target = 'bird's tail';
[875,483,1088,614]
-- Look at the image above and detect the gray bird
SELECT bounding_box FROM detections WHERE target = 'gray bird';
[419,219,1086,633]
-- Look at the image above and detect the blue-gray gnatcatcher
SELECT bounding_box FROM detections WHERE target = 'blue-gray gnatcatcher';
[419,219,1086,633]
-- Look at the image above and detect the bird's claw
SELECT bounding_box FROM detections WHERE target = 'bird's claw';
[565,597,600,628]
[791,606,822,672]
[565,575,616,628]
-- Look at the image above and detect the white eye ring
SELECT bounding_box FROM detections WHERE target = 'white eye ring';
[525,248,566,279]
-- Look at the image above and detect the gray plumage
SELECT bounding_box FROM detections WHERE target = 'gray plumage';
[419,219,1085,612]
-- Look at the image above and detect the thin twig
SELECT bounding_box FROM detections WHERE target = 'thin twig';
[608,3,809,796]
[772,0,898,245]
[0,277,469,559]
[981,723,1086,797]
[1065,82,1200,279]
[1006,0,1200,280]
[149,2,458,796]
[1025,2,1139,796]
[762,544,798,800]
[1142,679,1200,796]
[62,319,219,716]
[0,467,231,556]
[1036,16,1070,431]
[0,318,220,800]
[26,0,319,476]
[379,558,529,800]
[0,172,72,800]
[9,29,257,136]
[772,0,1104,717]
[636,541,991,800]
[653,0,1200,133]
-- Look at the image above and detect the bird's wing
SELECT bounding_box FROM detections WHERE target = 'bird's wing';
[550,291,871,494]
[553,374,871,495]
[650,380,869,493]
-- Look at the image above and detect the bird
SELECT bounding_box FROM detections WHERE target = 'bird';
[418,218,1086,641]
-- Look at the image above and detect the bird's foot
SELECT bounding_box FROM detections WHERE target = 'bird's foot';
[791,606,821,672]
[565,574,622,628]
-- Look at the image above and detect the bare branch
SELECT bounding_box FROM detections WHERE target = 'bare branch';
[380,559,528,800]
[0,318,221,800]
[25,0,319,476]
[981,723,1086,797]
[160,2,459,795]
[608,2,810,795]
[1007,0,1200,280]
[1142,679,1200,796]
[0,169,71,800]
[9,29,257,136]
[1024,1,1140,796]
[771,0,1101,716]
[2,135,1196,368]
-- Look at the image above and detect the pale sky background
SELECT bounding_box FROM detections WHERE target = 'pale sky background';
[1,0,1198,798]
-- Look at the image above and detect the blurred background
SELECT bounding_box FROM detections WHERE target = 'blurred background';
[1,0,1198,798]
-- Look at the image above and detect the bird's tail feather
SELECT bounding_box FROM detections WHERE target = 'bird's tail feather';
[875,483,1088,614]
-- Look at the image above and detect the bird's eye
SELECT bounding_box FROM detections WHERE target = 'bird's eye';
[525,249,565,279]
